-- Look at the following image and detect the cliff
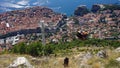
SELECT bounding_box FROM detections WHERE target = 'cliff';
[74,5,89,16]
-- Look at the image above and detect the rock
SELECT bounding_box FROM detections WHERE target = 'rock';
[78,52,92,68]
[91,4,102,13]
[83,52,93,59]
[74,5,89,16]
[31,58,41,65]
[115,47,120,53]
[116,57,120,62]
[77,52,92,61]
[91,4,105,13]
[8,57,34,68]
[97,50,107,58]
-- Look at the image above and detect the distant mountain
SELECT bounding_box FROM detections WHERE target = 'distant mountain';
[0,0,119,15]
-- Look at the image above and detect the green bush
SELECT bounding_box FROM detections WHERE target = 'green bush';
[11,39,120,56]
[12,42,26,54]
[26,41,43,56]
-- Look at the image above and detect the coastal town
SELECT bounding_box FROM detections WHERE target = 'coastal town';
[0,4,120,51]
[0,0,120,67]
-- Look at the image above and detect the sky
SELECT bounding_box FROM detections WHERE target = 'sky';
[0,0,120,15]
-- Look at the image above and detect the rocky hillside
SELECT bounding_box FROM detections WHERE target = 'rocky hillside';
[74,4,120,16]
[91,4,120,13]
[0,47,120,68]
[74,5,89,16]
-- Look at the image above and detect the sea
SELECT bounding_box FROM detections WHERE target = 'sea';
[0,0,120,16]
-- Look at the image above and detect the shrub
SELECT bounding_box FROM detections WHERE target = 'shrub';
[11,39,120,56]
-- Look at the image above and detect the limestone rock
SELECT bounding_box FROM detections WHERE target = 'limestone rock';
[8,57,34,68]
[115,47,120,53]
[79,52,93,68]
[116,57,120,62]
[74,5,89,16]
[97,50,107,58]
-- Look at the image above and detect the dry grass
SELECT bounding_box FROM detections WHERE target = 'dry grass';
[0,47,120,68]
[87,49,120,68]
